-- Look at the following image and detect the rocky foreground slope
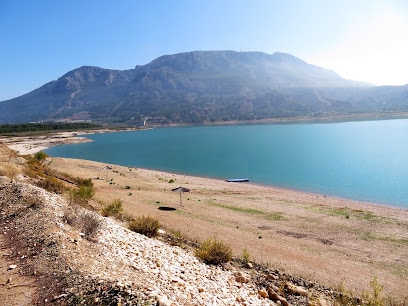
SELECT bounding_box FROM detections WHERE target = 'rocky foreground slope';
[0,174,357,305]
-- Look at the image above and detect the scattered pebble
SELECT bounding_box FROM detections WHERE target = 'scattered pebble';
[7,264,17,270]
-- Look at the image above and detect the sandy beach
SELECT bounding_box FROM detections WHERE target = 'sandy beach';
[2,133,408,299]
[45,157,408,299]
[0,131,96,155]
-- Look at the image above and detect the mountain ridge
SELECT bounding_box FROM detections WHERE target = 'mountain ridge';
[1,50,406,124]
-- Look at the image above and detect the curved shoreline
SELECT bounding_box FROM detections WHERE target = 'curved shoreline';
[1,133,408,298]
[2,129,407,210]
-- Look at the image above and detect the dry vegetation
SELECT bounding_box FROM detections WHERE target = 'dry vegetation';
[48,156,408,303]
[0,142,407,305]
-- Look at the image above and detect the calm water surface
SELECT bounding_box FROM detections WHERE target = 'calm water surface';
[46,119,408,208]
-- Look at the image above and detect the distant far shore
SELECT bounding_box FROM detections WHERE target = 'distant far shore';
[3,111,407,145]
[0,128,140,155]
[198,111,408,126]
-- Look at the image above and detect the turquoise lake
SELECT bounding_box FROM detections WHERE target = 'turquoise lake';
[45,119,408,208]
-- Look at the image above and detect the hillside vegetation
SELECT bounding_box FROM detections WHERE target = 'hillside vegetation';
[1,51,407,124]
[0,122,100,135]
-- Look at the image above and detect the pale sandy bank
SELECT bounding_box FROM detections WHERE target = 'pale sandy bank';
[48,157,408,299]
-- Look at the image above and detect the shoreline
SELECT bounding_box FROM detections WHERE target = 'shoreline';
[1,129,407,211]
[1,134,407,297]
[0,128,140,155]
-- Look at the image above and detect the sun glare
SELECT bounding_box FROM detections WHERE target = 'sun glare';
[309,8,408,85]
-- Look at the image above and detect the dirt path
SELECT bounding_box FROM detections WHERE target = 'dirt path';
[49,157,408,300]
[0,235,37,306]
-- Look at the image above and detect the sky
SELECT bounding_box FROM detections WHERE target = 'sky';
[1,0,407,101]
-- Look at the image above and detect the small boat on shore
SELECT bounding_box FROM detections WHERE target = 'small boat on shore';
[226,178,249,183]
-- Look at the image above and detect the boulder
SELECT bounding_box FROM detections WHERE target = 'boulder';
[267,287,290,306]
[234,271,250,283]
[258,288,269,299]
[285,281,308,296]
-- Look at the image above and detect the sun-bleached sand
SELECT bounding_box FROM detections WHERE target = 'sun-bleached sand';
[2,133,408,299]
[0,131,95,155]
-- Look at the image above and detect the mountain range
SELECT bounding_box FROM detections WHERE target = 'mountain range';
[1,50,407,124]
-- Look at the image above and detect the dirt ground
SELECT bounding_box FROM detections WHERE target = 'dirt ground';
[0,235,37,306]
[0,145,37,305]
[48,157,408,300]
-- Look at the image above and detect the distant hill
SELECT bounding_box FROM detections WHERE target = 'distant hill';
[1,50,407,124]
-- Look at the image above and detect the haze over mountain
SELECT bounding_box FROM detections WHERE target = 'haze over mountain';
[1,51,407,124]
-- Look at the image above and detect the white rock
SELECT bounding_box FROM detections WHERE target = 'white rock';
[8,264,17,270]
[156,295,171,306]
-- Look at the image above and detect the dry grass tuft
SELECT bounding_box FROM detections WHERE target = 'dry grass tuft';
[63,205,102,240]
[128,216,160,237]
[101,199,124,218]
[195,238,232,265]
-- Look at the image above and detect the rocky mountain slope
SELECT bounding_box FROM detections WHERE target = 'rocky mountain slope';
[1,50,407,124]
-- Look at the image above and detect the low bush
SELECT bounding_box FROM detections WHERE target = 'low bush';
[195,238,232,265]
[63,207,101,240]
[128,216,160,237]
[334,277,405,306]
[72,185,94,201]
[167,229,186,247]
[34,151,48,161]
[63,206,79,226]
[25,155,47,178]
[75,177,93,187]
[362,277,385,306]
[81,213,102,240]
[101,199,124,219]
[70,178,94,204]
[37,176,65,194]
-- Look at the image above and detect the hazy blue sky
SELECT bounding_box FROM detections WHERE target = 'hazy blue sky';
[1,0,407,101]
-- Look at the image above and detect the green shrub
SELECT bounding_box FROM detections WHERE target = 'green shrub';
[101,199,124,218]
[128,216,160,237]
[25,153,47,176]
[70,178,94,202]
[75,177,93,188]
[34,151,48,161]
[37,176,65,193]
[69,188,94,206]
[75,185,94,199]
[195,238,232,265]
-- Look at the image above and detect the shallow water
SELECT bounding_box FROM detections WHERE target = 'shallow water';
[46,119,408,207]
